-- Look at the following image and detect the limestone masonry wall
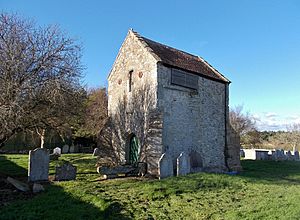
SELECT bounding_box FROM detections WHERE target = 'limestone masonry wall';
[107,31,162,174]
[157,63,227,172]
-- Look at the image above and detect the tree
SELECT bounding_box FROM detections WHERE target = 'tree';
[229,105,256,136]
[229,105,258,147]
[242,129,262,148]
[0,13,84,148]
[73,87,108,140]
[286,123,300,152]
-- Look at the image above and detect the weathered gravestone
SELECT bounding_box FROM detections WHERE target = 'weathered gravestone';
[28,148,49,182]
[177,151,191,176]
[7,177,30,192]
[55,163,77,181]
[33,183,45,193]
[287,151,293,160]
[273,149,281,161]
[73,145,79,153]
[294,151,299,160]
[69,145,75,153]
[280,149,286,160]
[62,145,69,154]
[93,148,100,156]
[158,153,173,179]
[53,147,61,155]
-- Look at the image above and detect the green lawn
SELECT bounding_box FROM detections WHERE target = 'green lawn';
[1,154,300,220]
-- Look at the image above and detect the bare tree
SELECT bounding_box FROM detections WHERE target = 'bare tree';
[229,105,256,136]
[0,13,84,148]
[286,123,300,152]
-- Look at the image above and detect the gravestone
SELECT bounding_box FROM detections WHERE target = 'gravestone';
[62,145,69,154]
[28,148,49,182]
[53,147,61,155]
[273,149,281,161]
[287,151,293,160]
[73,145,79,153]
[271,151,276,160]
[55,163,77,181]
[158,153,173,179]
[240,149,245,158]
[69,145,75,153]
[281,149,286,160]
[7,177,30,192]
[93,148,100,156]
[177,152,190,176]
[294,151,299,160]
[33,183,45,193]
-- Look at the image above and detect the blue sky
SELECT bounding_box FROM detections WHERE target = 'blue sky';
[1,0,300,130]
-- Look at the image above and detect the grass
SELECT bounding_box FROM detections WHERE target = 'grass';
[1,154,300,219]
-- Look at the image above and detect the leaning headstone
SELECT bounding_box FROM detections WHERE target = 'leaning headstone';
[177,152,191,176]
[62,145,69,154]
[158,153,173,179]
[55,163,77,181]
[28,148,49,182]
[69,145,75,153]
[7,177,30,192]
[93,148,100,156]
[294,151,299,161]
[53,147,61,155]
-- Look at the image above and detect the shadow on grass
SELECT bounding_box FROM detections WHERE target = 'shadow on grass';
[0,183,132,220]
[0,155,28,177]
[133,160,300,199]
[239,160,300,185]
[0,155,131,219]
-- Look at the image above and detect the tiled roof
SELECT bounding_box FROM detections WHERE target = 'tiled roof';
[133,31,230,83]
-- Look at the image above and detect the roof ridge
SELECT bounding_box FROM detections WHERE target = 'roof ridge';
[132,30,201,59]
[143,37,199,58]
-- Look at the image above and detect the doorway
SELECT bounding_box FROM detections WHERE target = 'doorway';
[128,134,140,164]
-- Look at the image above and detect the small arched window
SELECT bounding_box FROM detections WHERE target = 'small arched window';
[128,70,133,92]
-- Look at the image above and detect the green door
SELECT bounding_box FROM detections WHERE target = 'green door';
[129,135,140,164]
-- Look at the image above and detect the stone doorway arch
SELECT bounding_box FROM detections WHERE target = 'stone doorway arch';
[126,134,140,164]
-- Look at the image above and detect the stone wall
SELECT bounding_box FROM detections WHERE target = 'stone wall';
[157,63,228,172]
[108,31,157,117]
[107,31,163,174]
[225,126,242,171]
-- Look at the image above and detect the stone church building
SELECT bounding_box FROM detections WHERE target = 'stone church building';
[104,29,241,177]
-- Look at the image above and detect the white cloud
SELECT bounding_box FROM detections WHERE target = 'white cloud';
[264,112,278,118]
[254,113,300,131]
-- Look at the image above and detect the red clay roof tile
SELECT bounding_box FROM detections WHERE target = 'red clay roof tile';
[133,31,230,83]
